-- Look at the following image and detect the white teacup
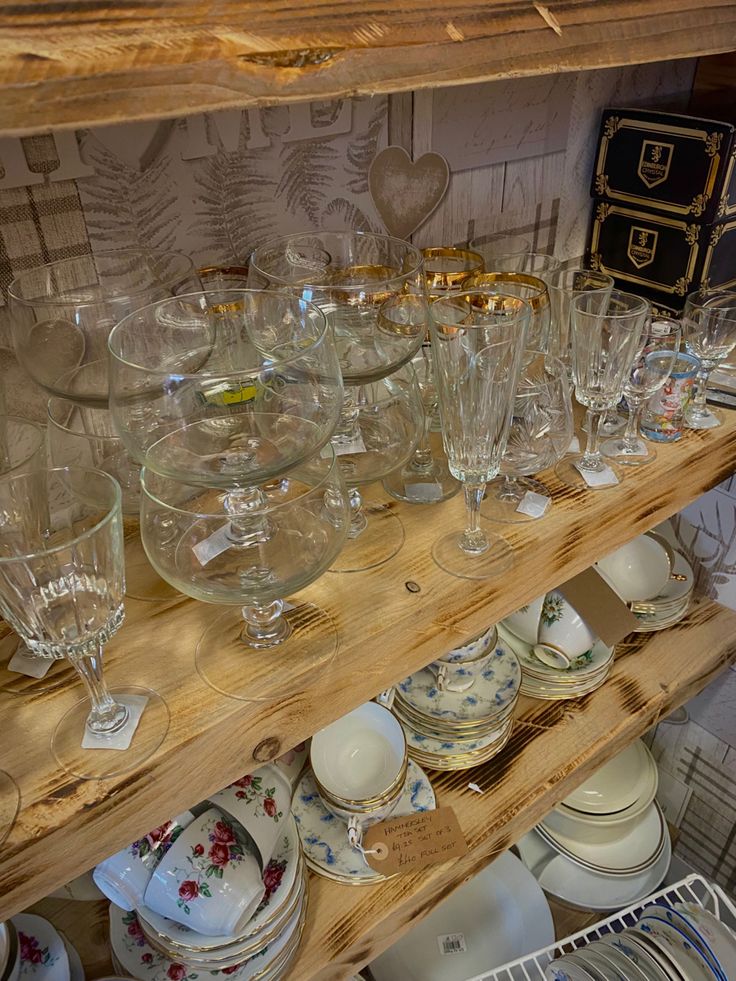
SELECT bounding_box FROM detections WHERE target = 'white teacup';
[311,702,407,847]
[209,763,290,872]
[503,596,544,645]
[143,806,264,938]
[93,811,195,912]
[441,624,498,664]
[534,591,596,668]
[595,535,671,602]
[430,647,494,692]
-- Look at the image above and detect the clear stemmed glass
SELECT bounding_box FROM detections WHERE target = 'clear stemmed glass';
[140,448,349,701]
[482,352,573,523]
[430,290,529,579]
[250,231,429,569]
[0,467,169,779]
[546,268,615,373]
[468,232,533,263]
[47,389,178,603]
[556,291,650,490]
[601,318,681,467]
[8,250,199,407]
[682,289,736,430]
[383,247,482,506]
[462,271,550,351]
[484,252,561,281]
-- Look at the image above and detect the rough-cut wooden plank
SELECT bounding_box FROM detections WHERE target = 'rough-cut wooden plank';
[0,1,735,135]
[0,414,735,922]
[22,601,736,980]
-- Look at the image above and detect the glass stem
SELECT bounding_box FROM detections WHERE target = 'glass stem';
[580,410,603,470]
[459,483,489,555]
[241,600,291,649]
[224,487,272,546]
[622,399,643,449]
[347,486,367,539]
[68,645,130,736]
[410,426,433,473]
[690,365,712,417]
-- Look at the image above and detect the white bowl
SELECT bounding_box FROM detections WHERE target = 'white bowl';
[595,535,671,602]
[562,740,655,816]
[311,701,406,802]
[502,596,544,645]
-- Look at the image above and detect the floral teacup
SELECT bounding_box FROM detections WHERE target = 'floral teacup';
[208,763,290,871]
[93,811,195,912]
[143,806,264,938]
[429,646,494,692]
[442,624,498,664]
[534,591,596,668]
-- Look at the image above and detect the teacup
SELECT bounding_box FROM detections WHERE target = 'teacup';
[430,646,494,692]
[441,624,498,663]
[209,763,290,871]
[534,591,596,669]
[503,596,544,645]
[310,702,407,847]
[143,806,264,938]
[595,534,671,602]
[93,811,195,911]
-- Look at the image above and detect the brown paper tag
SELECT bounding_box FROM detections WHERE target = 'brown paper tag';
[362,806,468,876]
[557,566,639,647]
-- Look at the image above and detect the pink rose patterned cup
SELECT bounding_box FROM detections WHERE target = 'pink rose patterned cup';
[143,806,264,938]
[208,763,290,871]
[93,811,195,912]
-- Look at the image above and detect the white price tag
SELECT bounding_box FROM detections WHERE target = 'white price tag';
[81,693,148,751]
[405,482,443,502]
[437,933,467,956]
[574,461,619,487]
[567,436,580,453]
[515,491,550,517]
[193,523,233,566]
[324,434,367,457]
[8,645,53,679]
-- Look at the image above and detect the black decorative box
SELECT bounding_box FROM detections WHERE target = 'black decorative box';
[591,109,736,222]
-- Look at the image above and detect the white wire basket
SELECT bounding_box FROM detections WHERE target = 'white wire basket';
[465,874,736,981]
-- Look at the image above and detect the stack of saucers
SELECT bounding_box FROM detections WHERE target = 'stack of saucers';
[631,546,695,632]
[498,623,614,700]
[519,740,671,912]
[110,816,307,981]
[390,636,521,771]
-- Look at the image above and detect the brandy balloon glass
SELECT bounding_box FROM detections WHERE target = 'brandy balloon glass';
[140,448,350,701]
[8,250,198,407]
[0,467,169,779]
[430,291,529,579]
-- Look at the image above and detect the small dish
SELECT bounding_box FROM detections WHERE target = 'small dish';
[635,916,717,981]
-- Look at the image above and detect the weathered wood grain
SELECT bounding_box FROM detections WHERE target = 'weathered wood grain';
[0,414,736,922]
[0,1,735,135]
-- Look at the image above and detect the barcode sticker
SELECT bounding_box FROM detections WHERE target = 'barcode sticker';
[437,933,467,956]
[193,523,233,566]
[323,434,367,457]
[405,482,443,502]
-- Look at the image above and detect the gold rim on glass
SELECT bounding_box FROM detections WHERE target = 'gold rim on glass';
[461,271,549,311]
[421,247,484,292]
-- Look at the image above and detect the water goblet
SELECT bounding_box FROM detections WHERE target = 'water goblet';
[383,246,482,506]
[468,232,533,263]
[0,466,169,779]
[8,250,198,407]
[483,252,561,282]
[462,271,550,351]
[482,352,573,523]
[140,448,350,701]
[546,267,615,373]
[430,290,529,579]
[682,289,736,429]
[555,290,650,490]
[602,318,681,466]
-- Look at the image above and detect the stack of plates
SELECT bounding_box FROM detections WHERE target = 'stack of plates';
[498,623,614,700]
[545,899,736,980]
[111,817,307,981]
[390,639,521,770]
[631,547,695,632]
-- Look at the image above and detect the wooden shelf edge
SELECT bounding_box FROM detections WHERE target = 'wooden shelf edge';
[1,3,736,134]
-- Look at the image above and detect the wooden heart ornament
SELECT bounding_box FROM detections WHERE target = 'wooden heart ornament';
[369,146,450,239]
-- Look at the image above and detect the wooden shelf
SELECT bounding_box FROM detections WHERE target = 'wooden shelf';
[23,599,736,980]
[1,414,736,922]
[1,2,736,135]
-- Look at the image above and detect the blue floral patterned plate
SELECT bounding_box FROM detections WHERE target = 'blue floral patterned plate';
[636,915,719,981]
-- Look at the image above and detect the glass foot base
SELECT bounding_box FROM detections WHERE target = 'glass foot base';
[601,436,656,467]
[51,686,169,780]
[555,455,623,490]
[329,504,404,573]
[0,770,20,846]
[482,476,551,523]
[432,524,514,580]
[0,628,75,695]
[383,456,460,505]
[686,406,724,430]
[196,604,338,702]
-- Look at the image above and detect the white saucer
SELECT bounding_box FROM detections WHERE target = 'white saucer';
[11,915,70,981]
[499,625,614,681]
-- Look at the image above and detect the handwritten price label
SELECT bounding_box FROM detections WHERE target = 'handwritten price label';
[363,806,468,876]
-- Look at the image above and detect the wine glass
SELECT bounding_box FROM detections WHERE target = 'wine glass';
[430,290,529,579]
[462,272,550,351]
[469,232,532,263]
[485,252,561,281]
[8,250,199,407]
[0,467,169,778]
[602,318,681,466]
[546,268,615,373]
[556,291,650,490]
[250,232,429,569]
[482,352,573,523]
[140,448,350,701]
[682,289,736,430]
[384,247,482,506]
[46,390,177,603]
